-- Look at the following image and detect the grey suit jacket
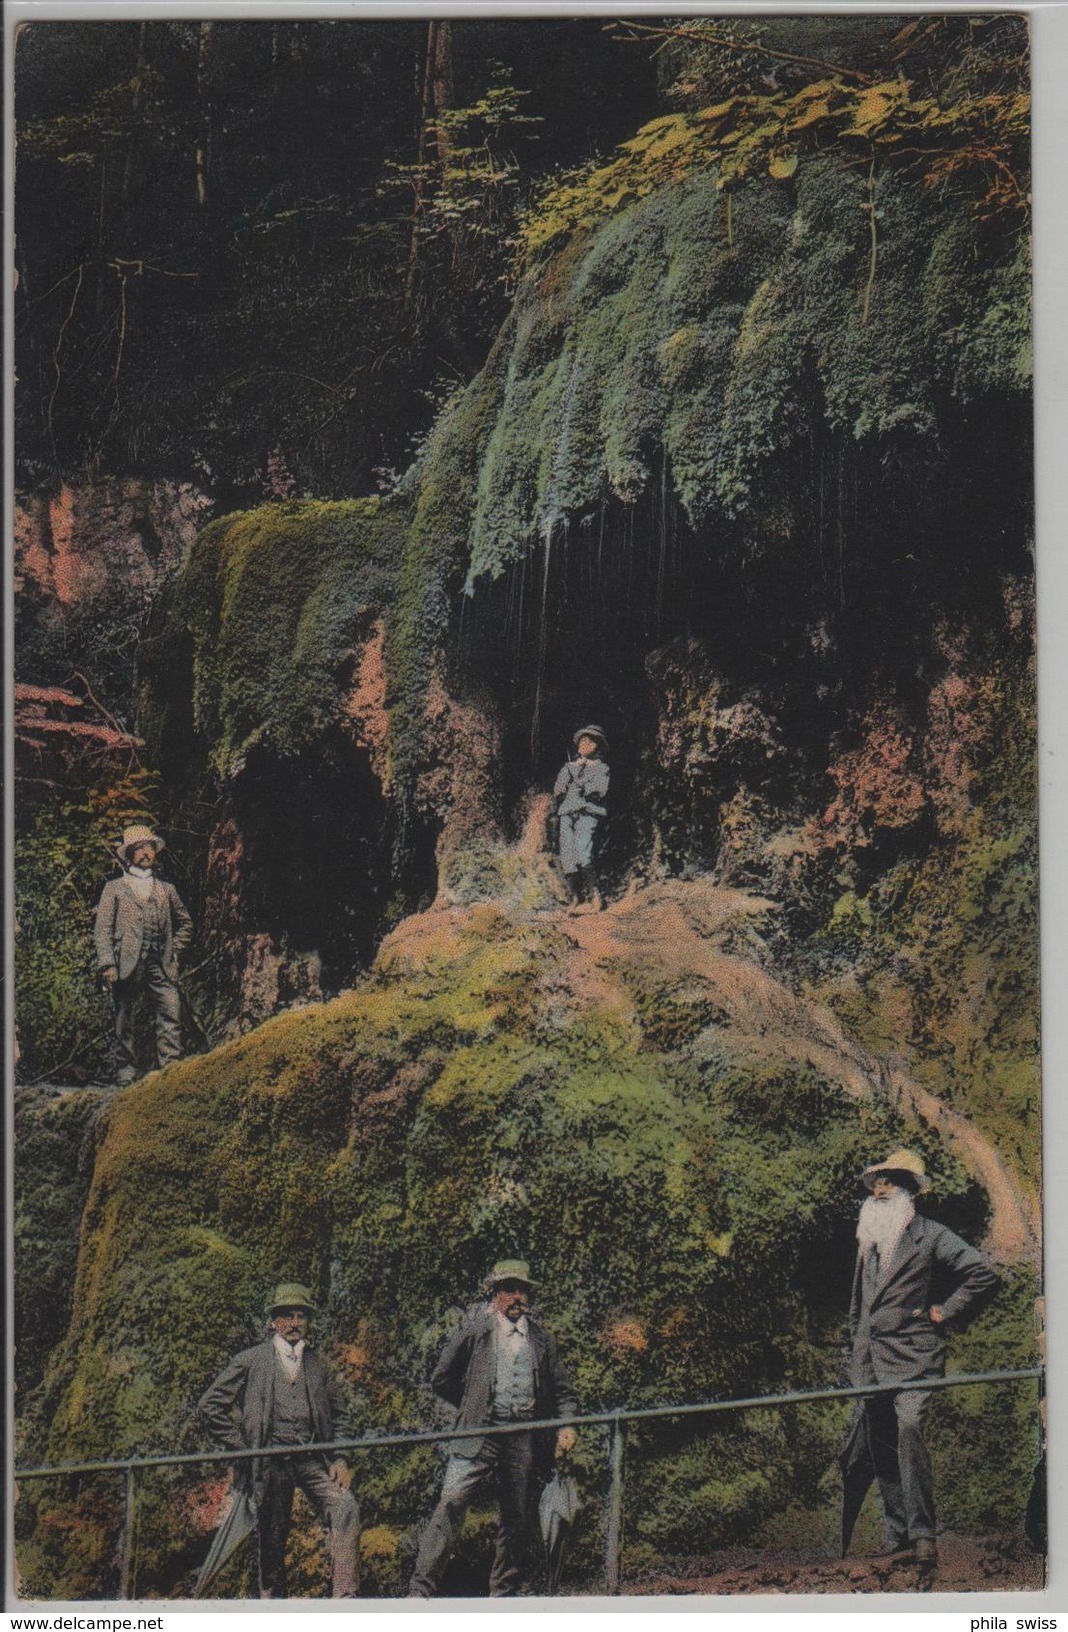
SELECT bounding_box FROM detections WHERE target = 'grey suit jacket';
[93,875,192,980]
[850,1212,999,1385]
[198,1340,354,1501]
[430,1305,577,1472]
[553,758,609,819]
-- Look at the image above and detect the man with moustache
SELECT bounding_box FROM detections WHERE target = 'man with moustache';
[198,1283,360,1598]
[847,1149,998,1565]
[93,823,193,1083]
[408,1260,577,1597]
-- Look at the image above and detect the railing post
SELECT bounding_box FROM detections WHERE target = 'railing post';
[119,1467,135,1600]
[604,1413,626,1596]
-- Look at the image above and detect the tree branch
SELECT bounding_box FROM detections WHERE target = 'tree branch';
[608,20,874,86]
[47,261,85,449]
[860,159,878,325]
[70,671,134,743]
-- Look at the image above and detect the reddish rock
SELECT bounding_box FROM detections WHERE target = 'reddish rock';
[15,480,210,614]
[416,668,504,884]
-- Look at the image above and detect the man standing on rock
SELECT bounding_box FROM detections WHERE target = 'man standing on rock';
[409,1260,577,1597]
[198,1282,360,1599]
[552,726,609,912]
[845,1149,998,1565]
[93,823,193,1083]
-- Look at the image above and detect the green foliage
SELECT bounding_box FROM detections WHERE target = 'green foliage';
[15,771,161,1083]
[14,1088,109,1397]
[929,1265,1040,1533]
[382,64,540,238]
[15,21,656,495]
[807,637,1039,1188]
[387,329,511,808]
[169,497,406,771]
[419,154,1028,591]
[520,22,1027,257]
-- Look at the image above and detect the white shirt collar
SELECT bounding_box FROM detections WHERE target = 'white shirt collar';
[273,1332,306,1375]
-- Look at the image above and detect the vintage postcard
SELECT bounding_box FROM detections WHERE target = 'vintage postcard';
[8,3,1047,1606]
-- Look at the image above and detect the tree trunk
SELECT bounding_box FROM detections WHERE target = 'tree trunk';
[404,20,453,316]
[425,19,453,169]
[121,21,149,202]
[195,21,215,209]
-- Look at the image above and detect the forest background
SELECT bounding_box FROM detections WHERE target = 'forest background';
[11,10,1049,1600]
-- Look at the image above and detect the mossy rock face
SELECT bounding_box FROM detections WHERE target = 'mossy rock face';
[143,496,407,776]
[15,884,1032,1598]
[416,164,1029,591]
[139,160,1030,836]
[14,1088,110,1400]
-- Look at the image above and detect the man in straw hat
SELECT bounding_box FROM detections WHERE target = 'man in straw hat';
[408,1259,577,1597]
[198,1282,360,1598]
[845,1148,998,1565]
[552,726,609,912]
[93,823,193,1083]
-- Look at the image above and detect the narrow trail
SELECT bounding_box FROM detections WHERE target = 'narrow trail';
[385,840,1038,1269]
[622,1533,1042,1596]
[558,877,1039,1268]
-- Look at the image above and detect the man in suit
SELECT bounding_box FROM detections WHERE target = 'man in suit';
[848,1149,999,1564]
[408,1260,577,1597]
[93,823,193,1083]
[198,1283,360,1599]
[552,726,609,913]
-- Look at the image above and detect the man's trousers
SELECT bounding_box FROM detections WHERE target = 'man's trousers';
[112,954,181,1075]
[863,1388,935,1545]
[409,1433,539,1597]
[256,1454,360,1598]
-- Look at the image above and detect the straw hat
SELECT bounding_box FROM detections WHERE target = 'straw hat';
[487,1259,534,1288]
[860,1149,930,1194]
[116,823,165,862]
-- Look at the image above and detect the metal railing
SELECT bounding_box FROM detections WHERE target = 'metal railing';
[14,1366,1042,1600]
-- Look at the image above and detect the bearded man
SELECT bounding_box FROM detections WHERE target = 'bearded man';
[847,1149,998,1564]
[93,823,192,1083]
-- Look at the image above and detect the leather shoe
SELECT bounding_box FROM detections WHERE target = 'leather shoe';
[876,1541,914,1559]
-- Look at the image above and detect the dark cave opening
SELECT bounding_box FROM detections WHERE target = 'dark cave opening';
[451,406,1033,882]
[229,729,399,992]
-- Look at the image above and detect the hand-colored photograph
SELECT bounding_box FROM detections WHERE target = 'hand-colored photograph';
[10,8,1042,1603]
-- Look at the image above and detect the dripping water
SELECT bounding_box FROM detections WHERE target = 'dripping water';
[513,549,527,686]
[655,449,669,636]
[530,524,553,761]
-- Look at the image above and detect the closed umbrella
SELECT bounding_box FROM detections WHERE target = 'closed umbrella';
[838,1405,876,1558]
[539,1469,580,1592]
[194,1487,256,1598]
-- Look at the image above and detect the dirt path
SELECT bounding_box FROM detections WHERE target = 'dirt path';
[381,863,1038,1268]
[557,878,1038,1267]
[621,1533,1043,1596]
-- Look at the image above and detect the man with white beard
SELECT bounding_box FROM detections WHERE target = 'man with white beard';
[848,1149,998,1565]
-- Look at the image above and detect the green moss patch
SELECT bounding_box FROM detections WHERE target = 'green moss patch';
[152,496,406,773]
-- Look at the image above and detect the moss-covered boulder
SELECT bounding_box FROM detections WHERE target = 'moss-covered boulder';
[15,874,1035,1598]
[14,1088,110,1402]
